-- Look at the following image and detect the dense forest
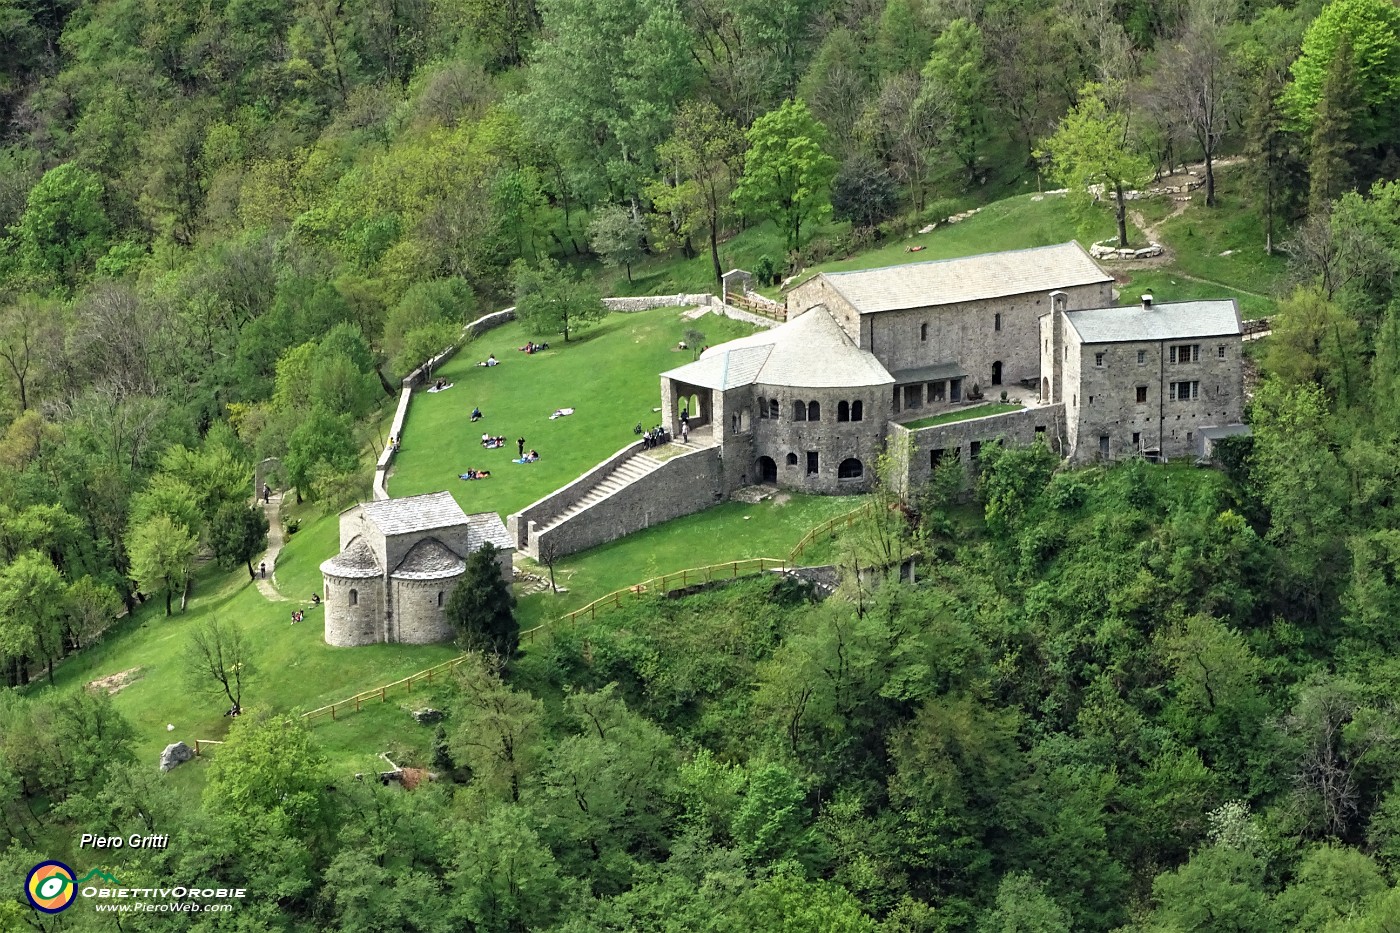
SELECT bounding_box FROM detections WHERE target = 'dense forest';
[7,0,1400,928]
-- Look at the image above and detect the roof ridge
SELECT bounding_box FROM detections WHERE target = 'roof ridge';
[823,241,1100,277]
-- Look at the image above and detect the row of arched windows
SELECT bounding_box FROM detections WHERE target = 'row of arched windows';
[755,398,865,422]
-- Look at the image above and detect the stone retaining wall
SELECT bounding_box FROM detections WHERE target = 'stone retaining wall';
[507,441,648,551]
[530,445,725,559]
[890,404,1066,495]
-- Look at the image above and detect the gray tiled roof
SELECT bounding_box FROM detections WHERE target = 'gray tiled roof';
[360,491,469,537]
[820,242,1112,313]
[465,512,514,551]
[662,305,893,390]
[1064,300,1242,344]
[392,538,465,580]
[320,536,381,579]
[890,361,967,384]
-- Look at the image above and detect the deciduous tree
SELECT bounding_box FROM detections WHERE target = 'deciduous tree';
[511,257,604,342]
[126,513,197,616]
[733,98,838,255]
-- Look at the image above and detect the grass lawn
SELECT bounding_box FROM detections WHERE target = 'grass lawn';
[512,493,866,631]
[24,506,460,778]
[389,307,758,520]
[903,403,1024,429]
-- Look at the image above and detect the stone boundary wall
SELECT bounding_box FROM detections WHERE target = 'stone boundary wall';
[507,441,648,550]
[377,309,519,501]
[605,294,712,312]
[890,404,1067,494]
[531,445,724,559]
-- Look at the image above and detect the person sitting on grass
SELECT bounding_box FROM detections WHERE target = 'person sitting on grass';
[527,449,539,462]
[459,469,492,480]
[471,406,482,422]
[477,354,498,367]
[311,593,321,606]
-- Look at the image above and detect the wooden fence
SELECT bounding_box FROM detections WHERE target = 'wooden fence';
[786,503,871,564]
[192,739,223,756]
[301,510,878,728]
[302,654,474,725]
[518,556,787,643]
[727,291,785,322]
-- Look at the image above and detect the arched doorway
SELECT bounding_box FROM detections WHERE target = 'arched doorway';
[991,361,1003,386]
[757,456,777,483]
[838,458,864,479]
[1042,376,1049,399]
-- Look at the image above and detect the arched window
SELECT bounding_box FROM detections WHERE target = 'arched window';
[920,322,928,341]
[837,401,849,422]
[807,401,820,421]
[792,400,806,421]
[349,588,358,606]
[769,399,779,420]
[851,400,863,421]
[786,452,798,466]
[732,413,739,432]
[437,591,444,607]
[758,397,768,419]
[838,458,864,479]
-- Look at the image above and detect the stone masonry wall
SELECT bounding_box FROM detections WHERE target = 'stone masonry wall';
[531,446,725,559]
[866,283,1113,393]
[323,575,384,646]
[1068,336,1242,464]
[508,441,647,551]
[748,382,892,494]
[392,578,459,644]
[604,294,712,312]
[894,404,1066,490]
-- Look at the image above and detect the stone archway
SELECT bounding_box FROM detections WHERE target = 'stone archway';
[757,456,777,483]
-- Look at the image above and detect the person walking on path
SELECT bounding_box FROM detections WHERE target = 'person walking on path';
[517,436,525,458]
[681,420,689,443]
[262,483,271,504]
[260,561,266,579]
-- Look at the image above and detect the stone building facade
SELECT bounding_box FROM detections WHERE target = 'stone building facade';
[1043,296,1244,463]
[320,491,513,647]
[661,305,895,493]
[786,242,1115,414]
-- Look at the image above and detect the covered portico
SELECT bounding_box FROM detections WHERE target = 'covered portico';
[659,375,715,436]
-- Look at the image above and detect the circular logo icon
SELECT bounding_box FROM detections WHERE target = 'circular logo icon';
[26,861,77,913]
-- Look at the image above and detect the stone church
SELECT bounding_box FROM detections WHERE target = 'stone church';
[320,491,513,646]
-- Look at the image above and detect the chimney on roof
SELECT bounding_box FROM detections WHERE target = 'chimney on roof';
[1141,293,1154,309]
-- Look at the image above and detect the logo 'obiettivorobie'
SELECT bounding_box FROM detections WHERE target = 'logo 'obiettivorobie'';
[25,861,78,913]
[24,863,123,914]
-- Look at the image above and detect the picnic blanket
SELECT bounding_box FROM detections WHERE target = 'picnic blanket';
[549,407,575,420]
[427,383,455,393]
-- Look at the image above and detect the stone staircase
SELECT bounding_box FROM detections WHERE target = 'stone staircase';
[529,452,664,543]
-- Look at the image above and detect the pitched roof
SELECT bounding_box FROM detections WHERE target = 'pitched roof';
[320,536,381,579]
[465,512,513,552]
[1064,300,1242,344]
[392,538,465,581]
[819,242,1113,313]
[359,491,468,537]
[662,304,893,390]
[890,361,967,384]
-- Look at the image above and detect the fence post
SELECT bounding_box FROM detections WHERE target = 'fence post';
[380,688,386,703]
[331,704,336,721]
[732,561,737,578]
[194,740,200,757]
[356,697,361,712]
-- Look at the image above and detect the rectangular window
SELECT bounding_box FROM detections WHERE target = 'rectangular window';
[1170,344,1200,364]
[1218,344,1227,359]
[1137,349,1146,365]
[1132,431,1141,448]
[892,386,901,413]
[930,448,945,468]
[995,312,1002,332]
[970,440,982,462]
[1035,425,1046,437]
[1136,385,1148,404]
[1095,352,1105,367]
[930,381,946,403]
[1170,380,1200,401]
[904,384,923,409]
[806,451,819,475]
[950,379,963,402]
[1099,435,1110,458]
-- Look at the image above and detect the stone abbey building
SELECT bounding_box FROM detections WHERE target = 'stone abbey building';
[510,242,1248,561]
[660,242,1245,491]
[320,491,513,646]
